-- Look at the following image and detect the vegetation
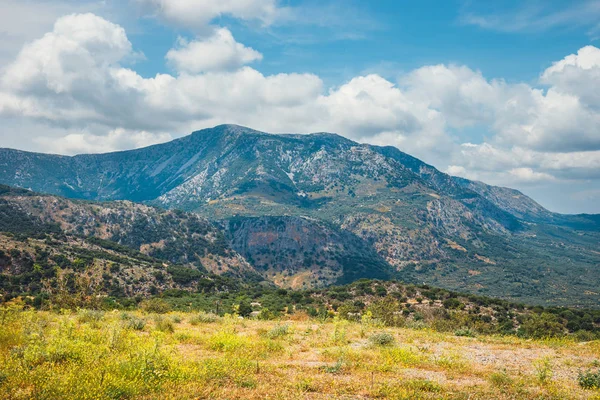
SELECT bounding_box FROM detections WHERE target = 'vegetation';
[0,300,599,399]
[579,370,600,390]
[3,268,600,343]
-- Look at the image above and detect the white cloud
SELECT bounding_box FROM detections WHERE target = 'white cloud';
[35,128,172,155]
[1,12,600,213]
[166,28,262,73]
[0,13,447,159]
[508,168,555,183]
[2,13,133,94]
[460,1,600,35]
[0,14,324,150]
[450,143,600,183]
[134,0,279,30]
[541,45,600,111]
[0,0,109,67]
[401,64,499,128]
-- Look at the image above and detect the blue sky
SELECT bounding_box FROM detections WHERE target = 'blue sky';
[128,0,594,84]
[0,0,599,213]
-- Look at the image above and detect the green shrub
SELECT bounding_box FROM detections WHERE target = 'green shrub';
[518,313,564,338]
[534,357,553,384]
[443,298,463,309]
[190,312,220,325]
[120,312,133,320]
[167,265,203,284]
[454,327,476,337]
[489,369,513,388]
[266,324,290,339]
[258,308,276,320]
[126,317,146,331]
[321,358,344,374]
[369,332,395,346]
[77,309,104,324]
[208,330,250,352]
[578,370,600,389]
[154,315,174,333]
[141,298,171,314]
[237,300,252,317]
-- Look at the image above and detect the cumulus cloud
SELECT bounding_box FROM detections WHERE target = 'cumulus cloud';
[35,128,173,155]
[2,13,133,93]
[450,143,600,184]
[0,14,324,152]
[0,0,106,67]
[0,13,446,158]
[541,45,600,110]
[1,11,600,212]
[166,28,262,73]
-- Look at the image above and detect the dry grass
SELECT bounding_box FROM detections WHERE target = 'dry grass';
[1,306,599,399]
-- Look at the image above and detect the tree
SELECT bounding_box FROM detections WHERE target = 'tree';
[238,299,252,317]
[519,312,565,338]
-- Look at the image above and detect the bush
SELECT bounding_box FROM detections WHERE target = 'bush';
[141,298,171,314]
[454,327,476,337]
[518,313,564,338]
[258,308,277,320]
[167,265,203,284]
[208,330,250,352]
[534,357,553,384]
[489,369,513,388]
[578,370,600,389]
[443,298,463,309]
[77,309,104,324]
[369,332,395,346]
[126,317,146,331]
[190,312,220,325]
[266,324,290,339]
[321,358,344,374]
[153,315,174,333]
[237,299,252,317]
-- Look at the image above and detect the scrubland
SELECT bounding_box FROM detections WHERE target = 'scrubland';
[1,304,600,399]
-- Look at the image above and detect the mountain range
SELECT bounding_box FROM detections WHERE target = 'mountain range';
[1,124,599,307]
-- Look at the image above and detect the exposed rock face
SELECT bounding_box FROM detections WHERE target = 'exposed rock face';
[226,216,393,289]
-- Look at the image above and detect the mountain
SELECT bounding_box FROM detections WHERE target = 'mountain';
[225,216,393,288]
[0,185,393,294]
[0,185,255,278]
[1,125,599,307]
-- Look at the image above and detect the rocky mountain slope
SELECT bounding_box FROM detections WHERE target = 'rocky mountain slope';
[0,125,599,307]
[225,216,393,288]
[0,186,254,278]
[0,186,394,293]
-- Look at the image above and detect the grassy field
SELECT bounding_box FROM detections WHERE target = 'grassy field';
[1,306,600,399]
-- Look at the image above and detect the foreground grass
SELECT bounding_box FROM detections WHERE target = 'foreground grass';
[1,308,599,399]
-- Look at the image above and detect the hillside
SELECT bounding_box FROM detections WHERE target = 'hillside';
[0,125,599,307]
[0,186,394,296]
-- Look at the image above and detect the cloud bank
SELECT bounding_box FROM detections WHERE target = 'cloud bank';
[0,11,599,212]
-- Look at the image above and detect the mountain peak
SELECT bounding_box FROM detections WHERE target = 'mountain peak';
[191,124,268,139]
